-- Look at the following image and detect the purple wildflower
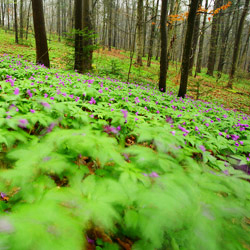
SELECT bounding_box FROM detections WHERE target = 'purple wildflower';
[14,88,19,95]
[166,116,173,124]
[30,109,35,113]
[199,145,206,152]
[89,97,96,104]
[18,119,28,128]
[121,109,128,119]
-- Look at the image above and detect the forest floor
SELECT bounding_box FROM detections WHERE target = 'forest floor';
[0,29,250,114]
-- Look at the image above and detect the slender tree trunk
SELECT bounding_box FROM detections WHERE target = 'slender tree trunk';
[158,0,168,92]
[217,10,232,72]
[57,0,61,41]
[82,0,93,71]
[20,0,23,39]
[206,0,222,76]
[227,0,250,88]
[14,1,18,44]
[147,0,159,67]
[177,0,199,98]
[194,0,207,74]
[136,0,143,66]
[142,0,149,57]
[108,0,112,51]
[25,1,32,40]
[74,0,83,72]
[188,0,201,75]
[31,0,50,68]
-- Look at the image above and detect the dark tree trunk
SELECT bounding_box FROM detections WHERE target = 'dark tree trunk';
[25,1,32,40]
[177,0,199,98]
[14,1,18,44]
[136,0,143,65]
[57,0,61,41]
[82,0,93,71]
[217,10,232,73]
[158,0,168,92]
[20,0,23,39]
[227,0,250,88]
[31,0,50,68]
[147,0,159,67]
[142,0,149,57]
[206,0,221,76]
[188,0,201,76]
[108,0,112,51]
[195,0,208,75]
[74,0,83,72]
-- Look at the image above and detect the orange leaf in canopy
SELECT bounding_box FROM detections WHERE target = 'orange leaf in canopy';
[208,17,211,21]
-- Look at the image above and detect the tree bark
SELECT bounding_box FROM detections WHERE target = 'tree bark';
[158,0,168,92]
[74,0,83,72]
[227,0,250,88]
[195,0,208,75]
[136,0,143,66]
[147,0,159,67]
[188,0,201,76]
[20,0,23,39]
[31,0,50,68]
[14,1,18,44]
[206,0,222,76]
[177,0,199,98]
[82,0,93,71]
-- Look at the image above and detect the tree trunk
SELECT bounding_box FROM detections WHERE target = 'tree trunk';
[227,0,250,88]
[57,0,61,41]
[74,0,83,72]
[195,0,208,75]
[14,1,18,44]
[158,0,168,92]
[177,0,199,98]
[142,0,149,57]
[136,0,143,66]
[25,0,32,40]
[217,10,232,73]
[20,0,23,39]
[82,0,93,71]
[206,0,222,76]
[147,0,159,67]
[188,0,201,76]
[108,0,112,51]
[31,0,50,68]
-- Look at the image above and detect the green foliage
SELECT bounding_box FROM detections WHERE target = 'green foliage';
[0,55,250,250]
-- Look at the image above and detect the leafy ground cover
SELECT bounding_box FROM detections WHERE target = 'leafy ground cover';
[0,54,250,250]
[1,29,250,114]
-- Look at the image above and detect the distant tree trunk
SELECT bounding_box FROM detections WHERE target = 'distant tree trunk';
[113,0,118,48]
[1,0,5,27]
[142,0,149,57]
[82,0,93,71]
[158,0,168,92]
[57,0,61,41]
[7,0,9,30]
[177,0,199,98]
[239,26,250,69]
[136,0,143,66]
[217,10,232,73]
[206,0,221,76]
[25,1,31,40]
[147,0,159,67]
[14,1,18,43]
[19,0,23,39]
[74,0,83,72]
[227,0,249,88]
[188,0,201,76]
[195,0,208,75]
[31,0,50,67]
[108,0,112,51]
